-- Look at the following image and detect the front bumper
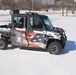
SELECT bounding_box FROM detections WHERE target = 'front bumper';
[63,34,67,41]
[61,34,67,46]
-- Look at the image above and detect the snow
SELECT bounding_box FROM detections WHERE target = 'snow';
[0,15,11,25]
[0,10,10,15]
[0,11,76,75]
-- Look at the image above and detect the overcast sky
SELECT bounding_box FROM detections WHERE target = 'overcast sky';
[43,0,76,5]
[42,0,54,5]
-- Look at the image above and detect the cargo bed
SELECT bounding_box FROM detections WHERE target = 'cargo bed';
[0,28,10,34]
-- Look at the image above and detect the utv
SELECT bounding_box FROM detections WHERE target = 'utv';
[0,10,67,55]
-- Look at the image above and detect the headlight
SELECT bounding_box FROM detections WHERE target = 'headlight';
[54,32,60,36]
[54,32,61,39]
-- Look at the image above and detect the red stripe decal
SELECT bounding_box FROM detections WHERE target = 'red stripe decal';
[22,36,32,41]
[20,43,28,46]
[29,44,41,48]
[25,32,36,36]
[15,30,36,36]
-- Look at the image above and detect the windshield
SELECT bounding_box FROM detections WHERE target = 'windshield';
[42,16,53,31]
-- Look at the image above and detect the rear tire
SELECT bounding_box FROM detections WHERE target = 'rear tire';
[48,42,62,55]
[0,39,7,50]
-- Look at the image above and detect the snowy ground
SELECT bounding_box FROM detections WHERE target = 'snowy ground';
[0,12,76,75]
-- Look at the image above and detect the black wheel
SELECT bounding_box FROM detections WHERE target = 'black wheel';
[0,39,7,50]
[48,42,62,55]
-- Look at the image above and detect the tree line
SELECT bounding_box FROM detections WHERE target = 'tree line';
[53,0,76,16]
[0,0,44,10]
[0,0,76,16]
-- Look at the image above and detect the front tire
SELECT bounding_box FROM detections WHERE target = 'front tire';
[48,42,62,55]
[0,39,7,50]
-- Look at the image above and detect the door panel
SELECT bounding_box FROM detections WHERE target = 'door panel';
[11,28,28,46]
[29,31,46,48]
[27,17,46,48]
[11,16,28,46]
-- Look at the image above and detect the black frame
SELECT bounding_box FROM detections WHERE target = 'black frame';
[27,15,46,32]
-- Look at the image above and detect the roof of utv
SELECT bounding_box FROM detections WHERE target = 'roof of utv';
[11,10,47,17]
[12,12,47,17]
[25,12,47,17]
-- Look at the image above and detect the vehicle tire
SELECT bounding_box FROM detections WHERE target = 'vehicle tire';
[48,42,62,55]
[0,39,7,50]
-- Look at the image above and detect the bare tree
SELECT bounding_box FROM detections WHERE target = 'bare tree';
[16,0,42,10]
[0,0,53,11]
[41,0,54,12]
[0,0,3,9]
[54,0,75,16]
[33,0,42,10]
[1,0,16,10]
[71,1,76,14]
